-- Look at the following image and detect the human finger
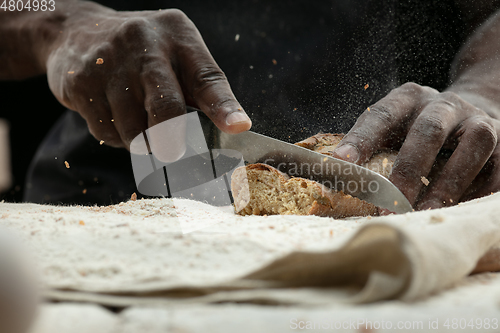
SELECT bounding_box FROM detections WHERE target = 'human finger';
[417,116,498,209]
[141,57,187,162]
[156,9,251,134]
[331,83,434,164]
[106,78,148,150]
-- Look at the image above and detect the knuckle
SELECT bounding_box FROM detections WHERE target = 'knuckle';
[414,115,447,141]
[391,159,422,181]
[468,117,498,147]
[438,91,460,103]
[156,9,194,29]
[367,104,395,125]
[146,93,185,116]
[118,17,150,38]
[191,66,228,94]
[400,82,421,93]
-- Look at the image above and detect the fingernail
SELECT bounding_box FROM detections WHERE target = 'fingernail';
[333,144,360,163]
[226,111,251,126]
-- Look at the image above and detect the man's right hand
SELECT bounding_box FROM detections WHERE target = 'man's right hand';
[1,1,251,150]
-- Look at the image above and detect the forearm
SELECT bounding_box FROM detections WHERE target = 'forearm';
[447,10,500,119]
[0,0,113,80]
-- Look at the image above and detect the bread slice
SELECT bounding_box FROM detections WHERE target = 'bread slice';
[231,133,399,218]
[231,163,379,219]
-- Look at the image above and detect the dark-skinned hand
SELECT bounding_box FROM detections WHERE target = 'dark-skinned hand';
[332,82,500,210]
[44,3,251,154]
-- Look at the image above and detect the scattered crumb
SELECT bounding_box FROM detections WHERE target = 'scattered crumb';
[64,161,70,169]
[450,199,453,203]
[272,59,277,65]
[130,192,137,201]
[364,84,369,90]
[96,58,104,65]
[160,95,163,98]
[382,158,388,169]
[111,119,114,122]
[421,176,430,186]
[238,107,242,111]
[95,23,98,26]
[394,201,398,206]
[90,98,93,102]
[235,34,240,41]
[430,215,444,224]
[100,140,104,145]
[367,107,370,111]
[99,120,102,123]
[67,71,75,74]
[82,189,87,194]
[79,220,85,225]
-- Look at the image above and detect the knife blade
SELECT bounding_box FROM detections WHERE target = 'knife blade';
[196,109,412,214]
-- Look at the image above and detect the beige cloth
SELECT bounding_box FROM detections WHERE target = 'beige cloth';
[1,194,500,307]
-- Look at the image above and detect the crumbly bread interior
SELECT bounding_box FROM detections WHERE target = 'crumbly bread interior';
[232,164,378,218]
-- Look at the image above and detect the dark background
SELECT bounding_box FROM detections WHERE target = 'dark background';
[0,0,475,202]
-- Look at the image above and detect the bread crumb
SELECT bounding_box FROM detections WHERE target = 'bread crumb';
[235,34,240,41]
[430,215,444,224]
[272,59,277,65]
[64,161,70,169]
[111,119,114,122]
[79,220,85,225]
[90,98,93,102]
[130,192,137,201]
[382,158,388,169]
[450,198,453,203]
[394,200,398,206]
[82,189,87,194]
[364,84,369,90]
[421,176,430,186]
[96,58,104,65]
[100,140,104,145]
[367,107,370,111]
[67,71,75,74]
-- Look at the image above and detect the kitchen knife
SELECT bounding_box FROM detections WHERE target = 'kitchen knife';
[197,110,413,214]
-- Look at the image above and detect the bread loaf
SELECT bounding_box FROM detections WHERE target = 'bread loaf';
[231,133,398,218]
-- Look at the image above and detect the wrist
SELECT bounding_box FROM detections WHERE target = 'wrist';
[0,0,115,80]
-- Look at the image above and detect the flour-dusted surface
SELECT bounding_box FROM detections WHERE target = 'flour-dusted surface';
[2,195,500,332]
[0,198,368,292]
